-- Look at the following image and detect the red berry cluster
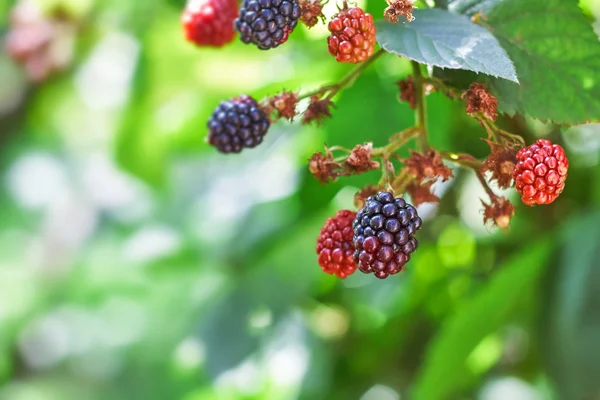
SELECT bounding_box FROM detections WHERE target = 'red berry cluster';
[513,139,568,206]
[327,6,376,63]
[182,0,238,47]
[316,210,358,278]
[178,0,572,281]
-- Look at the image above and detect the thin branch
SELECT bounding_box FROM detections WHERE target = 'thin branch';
[412,61,429,152]
[480,118,525,147]
[390,168,412,194]
[440,151,482,169]
[441,152,498,201]
[475,171,499,201]
[298,49,387,101]
[422,76,457,98]
[371,127,420,157]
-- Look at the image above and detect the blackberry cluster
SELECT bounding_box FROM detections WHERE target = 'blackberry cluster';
[513,139,568,206]
[235,0,301,50]
[316,210,358,279]
[352,191,422,279]
[207,95,270,153]
[182,0,238,47]
[327,6,376,63]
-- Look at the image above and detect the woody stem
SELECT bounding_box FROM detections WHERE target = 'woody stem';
[298,49,387,101]
[412,61,429,152]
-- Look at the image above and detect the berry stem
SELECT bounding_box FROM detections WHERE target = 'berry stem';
[298,84,337,100]
[480,118,525,147]
[298,49,386,101]
[379,159,393,189]
[391,167,412,194]
[422,76,456,98]
[441,152,482,170]
[475,171,499,201]
[412,61,429,152]
[441,152,499,201]
[372,127,420,157]
[328,145,353,153]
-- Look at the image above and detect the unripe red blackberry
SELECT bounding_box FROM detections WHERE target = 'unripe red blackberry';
[316,210,358,279]
[182,0,238,47]
[207,95,270,153]
[352,192,422,279]
[235,0,301,50]
[327,6,376,63]
[513,139,568,206]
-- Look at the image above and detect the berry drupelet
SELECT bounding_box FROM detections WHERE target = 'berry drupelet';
[182,0,238,47]
[235,0,301,50]
[513,139,568,206]
[316,210,358,279]
[207,95,270,153]
[327,6,376,63]
[352,191,422,279]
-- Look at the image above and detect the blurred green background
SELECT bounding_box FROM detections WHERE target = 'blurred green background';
[2,0,600,399]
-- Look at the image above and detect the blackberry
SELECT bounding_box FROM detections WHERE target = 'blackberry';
[316,210,358,279]
[207,95,270,153]
[352,191,422,279]
[235,0,301,50]
[513,139,568,206]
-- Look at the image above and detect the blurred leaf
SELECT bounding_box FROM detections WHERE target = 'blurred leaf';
[375,9,518,82]
[544,212,600,399]
[425,92,462,151]
[115,48,169,186]
[197,289,259,378]
[326,69,411,149]
[412,238,551,400]
[446,0,503,15]
[440,0,600,124]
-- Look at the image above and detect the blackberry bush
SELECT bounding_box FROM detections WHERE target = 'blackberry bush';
[195,0,587,279]
[207,95,270,153]
[235,0,301,50]
[352,191,422,279]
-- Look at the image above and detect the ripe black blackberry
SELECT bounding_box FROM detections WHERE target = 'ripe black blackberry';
[235,0,301,50]
[207,95,270,153]
[352,191,422,279]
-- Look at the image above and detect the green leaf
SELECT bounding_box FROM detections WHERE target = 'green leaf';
[447,0,503,15]
[441,0,600,124]
[375,9,518,82]
[411,239,551,400]
[544,213,600,399]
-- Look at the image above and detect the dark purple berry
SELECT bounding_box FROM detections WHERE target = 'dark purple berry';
[369,215,384,230]
[377,230,394,245]
[385,218,400,233]
[365,199,382,215]
[382,203,397,217]
[207,95,269,153]
[235,0,300,50]
[352,191,423,279]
